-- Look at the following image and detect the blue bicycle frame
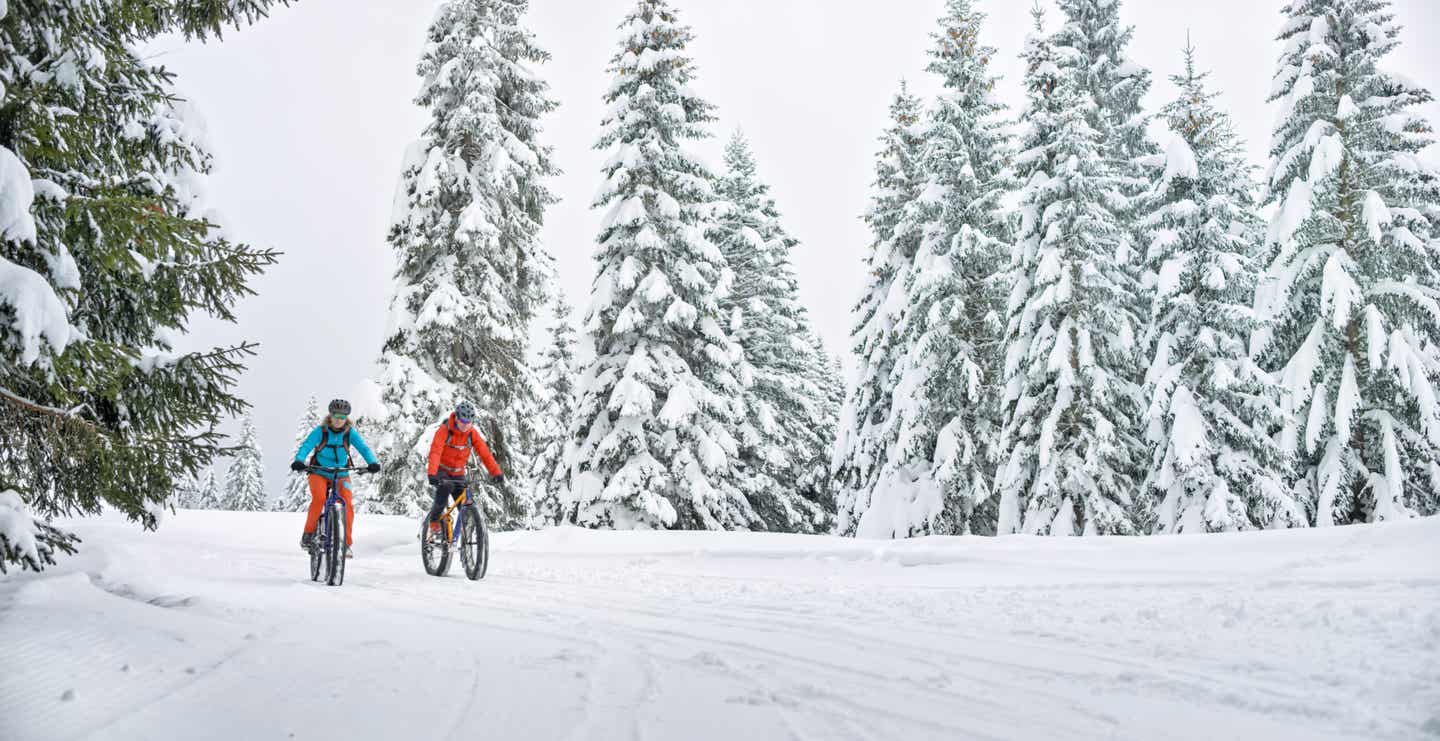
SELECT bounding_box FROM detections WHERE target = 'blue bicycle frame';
[310,465,362,549]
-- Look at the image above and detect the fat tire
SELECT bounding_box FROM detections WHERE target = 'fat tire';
[324,505,342,586]
[308,532,322,582]
[459,507,489,581]
[421,518,452,577]
[331,502,347,587]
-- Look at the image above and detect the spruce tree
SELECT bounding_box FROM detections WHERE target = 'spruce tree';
[195,467,223,511]
[531,296,579,525]
[1254,0,1440,524]
[1052,0,1158,266]
[859,0,1013,538]
[172,473,202,510]
[1142,43,1300,533]
[798,331,845,519]
[562,0,750,530]
[713,131,841,534]
[995,7,1145,536]
[370,0,557,527]
[832,83,925,536]
[276,395,321,512]
[347,415,384,514]
[221,417,266,511]
[0,1,285,571]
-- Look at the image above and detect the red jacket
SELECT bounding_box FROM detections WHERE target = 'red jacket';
[427,414,502,478]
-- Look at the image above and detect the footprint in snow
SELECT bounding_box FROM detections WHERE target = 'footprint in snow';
[726,692,799,709]
[690,651,728,669]
[550,648,585,663]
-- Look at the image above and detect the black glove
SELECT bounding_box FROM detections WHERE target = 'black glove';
[290,460,306,472]
[428,474,440,486]
[366,462,381,474]
[490,473,505,485]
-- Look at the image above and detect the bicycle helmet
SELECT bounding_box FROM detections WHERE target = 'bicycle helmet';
[328,399,352,416]
[455,400,477,422]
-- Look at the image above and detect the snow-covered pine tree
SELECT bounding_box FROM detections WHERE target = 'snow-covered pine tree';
[1142,42,1300,534]
[195,467,223,511]
[858,0,1014,538]
[276,395,322,512]
[172,474,203,510]
[995,6,1146,536]
[1253,0,1440,523]
[832,83,926,536]
[713,131,841,534]
[531,296,579,525]
[1052,0,1158,267]
[0,2,284,571]
[561,0,750,530]
[798,331,846,519]
[221,417,267,511]
[370,0,557,526]
[347,414,384,515]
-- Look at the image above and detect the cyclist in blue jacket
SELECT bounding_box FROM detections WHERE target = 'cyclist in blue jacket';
[291,399,380,557]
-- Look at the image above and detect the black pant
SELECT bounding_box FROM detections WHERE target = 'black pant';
[427,478,465,523]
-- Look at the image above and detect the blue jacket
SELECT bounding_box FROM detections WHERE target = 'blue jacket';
[295,423,377,479]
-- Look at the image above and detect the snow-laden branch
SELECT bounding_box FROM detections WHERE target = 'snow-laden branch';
[0,384,90,422]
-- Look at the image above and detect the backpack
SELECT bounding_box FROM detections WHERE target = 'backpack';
[436,423,474,475]
[309,426,354,468]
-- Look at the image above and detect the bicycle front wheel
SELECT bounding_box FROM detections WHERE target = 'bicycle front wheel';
[325,503,345,586]
[459,506,489,581]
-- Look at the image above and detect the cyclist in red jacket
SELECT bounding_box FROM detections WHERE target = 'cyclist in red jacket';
[425,400,503,536]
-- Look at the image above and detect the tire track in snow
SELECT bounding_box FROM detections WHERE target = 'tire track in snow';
[434,564,1353,739]
[442,655,485,741]
[559,640,650,741]
[424,576,1013,738]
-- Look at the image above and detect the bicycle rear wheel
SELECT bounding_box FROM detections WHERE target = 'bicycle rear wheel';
[329,502,347,586]
[459,506,489,581]
[309,531,321,582]
[308,515,322,581]
[421,517,452,577]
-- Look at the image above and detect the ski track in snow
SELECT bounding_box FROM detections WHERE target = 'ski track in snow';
[2,512,1438,740]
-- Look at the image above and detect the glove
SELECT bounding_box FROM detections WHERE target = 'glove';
[290,460,306,472]
[366,462,381,474]
[490,473,505,486]
[428,474,440,486]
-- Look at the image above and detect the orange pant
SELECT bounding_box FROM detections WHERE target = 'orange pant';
[304,474,355,546]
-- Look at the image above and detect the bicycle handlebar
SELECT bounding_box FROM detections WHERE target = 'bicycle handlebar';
[305,465,372,475]
[432,472,506,486]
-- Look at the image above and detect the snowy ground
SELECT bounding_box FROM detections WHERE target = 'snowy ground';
[2,512,1438,741]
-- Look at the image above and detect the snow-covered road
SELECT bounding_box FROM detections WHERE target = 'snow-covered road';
[2,511,1438,740]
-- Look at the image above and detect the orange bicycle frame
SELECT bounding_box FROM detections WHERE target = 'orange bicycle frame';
[440,487,469,540]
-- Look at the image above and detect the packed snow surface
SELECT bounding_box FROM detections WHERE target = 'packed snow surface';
[2,511,1438,740]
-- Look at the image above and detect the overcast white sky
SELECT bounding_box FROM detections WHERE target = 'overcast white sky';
[152,0,1440,491]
